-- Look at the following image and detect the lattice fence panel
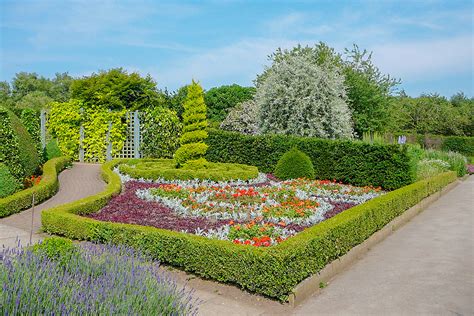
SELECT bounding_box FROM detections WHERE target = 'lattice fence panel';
[114,111,141,159]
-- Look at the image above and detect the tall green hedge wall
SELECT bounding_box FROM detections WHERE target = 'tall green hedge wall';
[0,107,40,180]
[205,129,414,190]
[442,136,474,157]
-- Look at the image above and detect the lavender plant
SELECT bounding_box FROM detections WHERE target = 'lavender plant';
[0,240,199,315]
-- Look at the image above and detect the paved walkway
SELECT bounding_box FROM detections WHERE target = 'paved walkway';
[0,163,105,247]
[1,164,472,315]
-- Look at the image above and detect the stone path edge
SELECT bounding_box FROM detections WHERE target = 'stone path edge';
[288,177,461,307]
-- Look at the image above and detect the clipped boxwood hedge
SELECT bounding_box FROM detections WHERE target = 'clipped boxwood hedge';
[205,129,414,190]
[41,159,456,301]
[118,158,259,181]
[0,157,70,218]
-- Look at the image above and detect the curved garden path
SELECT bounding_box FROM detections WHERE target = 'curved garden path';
[0,163,105,248]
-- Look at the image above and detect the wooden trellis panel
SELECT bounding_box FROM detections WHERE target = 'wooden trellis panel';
[113,111,141,159]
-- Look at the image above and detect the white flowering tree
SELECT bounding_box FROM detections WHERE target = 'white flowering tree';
[255,54,354,139]
[220,99,259,135]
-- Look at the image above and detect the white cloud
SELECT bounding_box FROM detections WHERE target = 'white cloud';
[153,38,312,89]
[153,33,473,91]
[2,1,200,49]
[264,12,307,33]
[370,35,473,79]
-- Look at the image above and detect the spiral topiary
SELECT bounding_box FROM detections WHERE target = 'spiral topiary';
[174,81,208,167]
[274,147,315,180]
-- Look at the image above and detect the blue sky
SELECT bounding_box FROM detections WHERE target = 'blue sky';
[0,0,472,97]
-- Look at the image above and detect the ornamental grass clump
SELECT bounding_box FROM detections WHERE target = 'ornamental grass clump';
[174,81,209,167]
[0,239,199,315]
[274,147,315,180]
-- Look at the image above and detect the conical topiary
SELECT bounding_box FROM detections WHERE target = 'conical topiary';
[174,81,208,167]
[274,147,315,180]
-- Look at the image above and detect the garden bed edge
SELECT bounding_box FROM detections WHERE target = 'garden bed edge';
[0,156,70,218]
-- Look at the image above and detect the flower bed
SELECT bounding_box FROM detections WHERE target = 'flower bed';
[42,160,457,301]
[88,169,383,247]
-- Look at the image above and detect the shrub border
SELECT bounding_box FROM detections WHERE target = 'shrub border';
[205,129,414,190]
[0,157,70,218]
[119,158,259,181]
[41,159,457,301]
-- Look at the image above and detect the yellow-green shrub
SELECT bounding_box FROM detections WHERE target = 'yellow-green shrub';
[174,81,208,167]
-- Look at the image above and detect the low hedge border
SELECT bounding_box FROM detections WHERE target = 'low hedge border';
[41,160,457,301]
[118,158,259,181]
[0,157,71,218]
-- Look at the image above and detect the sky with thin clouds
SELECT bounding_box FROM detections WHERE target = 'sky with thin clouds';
[0,0,472,96]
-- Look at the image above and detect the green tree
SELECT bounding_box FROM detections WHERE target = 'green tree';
[0,81,11,102]
[11,72,52,101]
[15,91,53,111]
[343,45,400,136]
[204,84,256,122]
[173,81,208,167]
[167,85,189,119]
[450,92,474,136]
[255,42,343,87]
[220,99,259,135]
[0,81,14,110]
[9,72,73,107]
[255,54,353,138]
[50,72,74,102]
[70,68,162,111]
[390,94,467,135]
[256,43,399,137]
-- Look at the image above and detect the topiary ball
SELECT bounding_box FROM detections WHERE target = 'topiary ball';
[274,147,315,180]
